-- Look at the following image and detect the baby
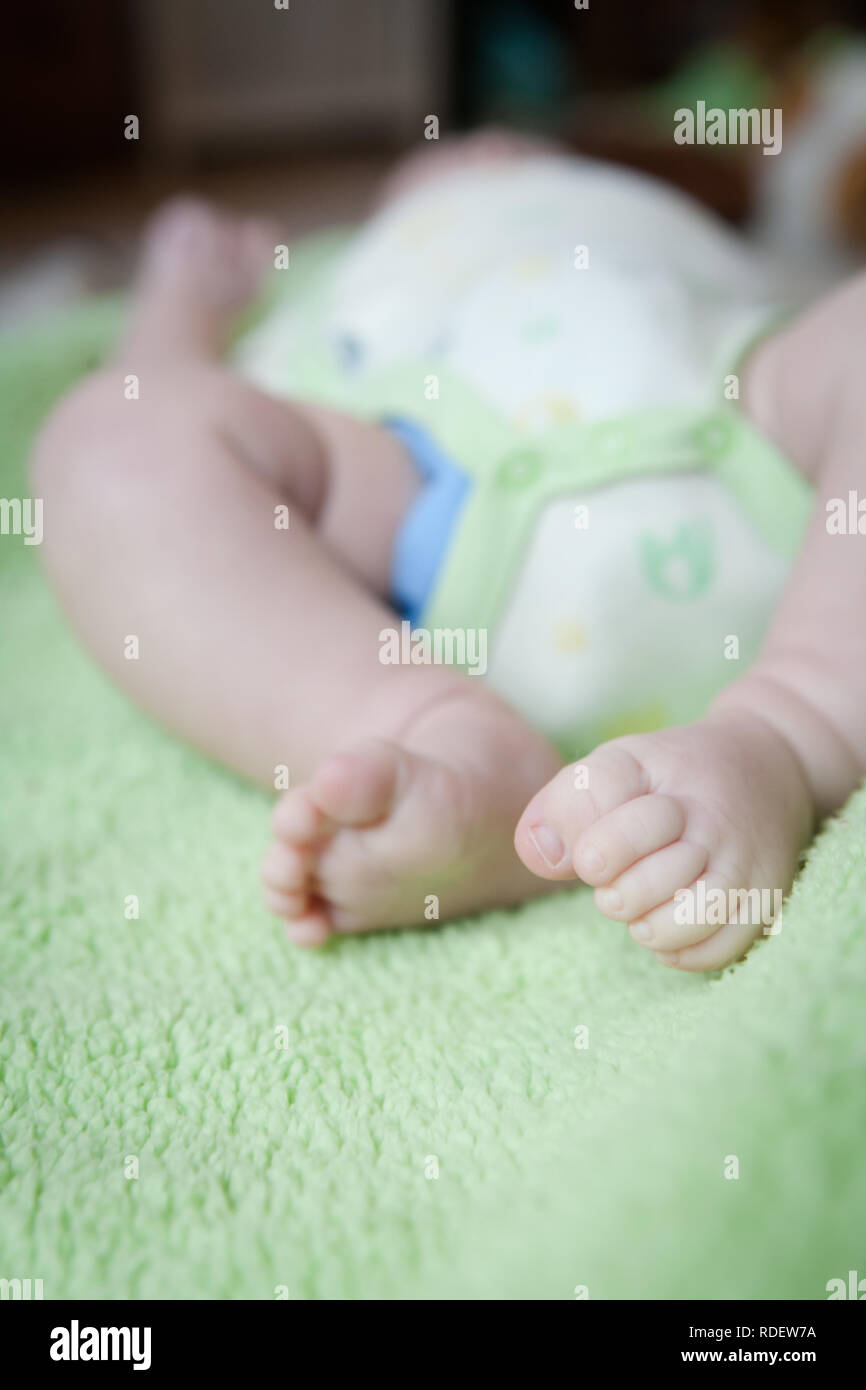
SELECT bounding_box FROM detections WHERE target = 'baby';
[31,131,866,971]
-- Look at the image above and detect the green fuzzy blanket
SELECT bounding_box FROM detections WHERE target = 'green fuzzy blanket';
[1,301,864,1301]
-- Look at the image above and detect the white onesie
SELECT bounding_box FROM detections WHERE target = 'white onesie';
[238,156,812,758]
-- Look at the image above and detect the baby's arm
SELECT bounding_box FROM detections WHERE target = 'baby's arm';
[715,275,866,816]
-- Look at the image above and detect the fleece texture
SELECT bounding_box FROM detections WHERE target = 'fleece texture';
[0,303,865,1301]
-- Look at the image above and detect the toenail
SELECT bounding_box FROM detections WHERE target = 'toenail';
[529,823,566,868]
[598,889,623,913]
[579,845,605,875]
[285,921,330,949]
[654,950,679,968]
[630,920,652,942]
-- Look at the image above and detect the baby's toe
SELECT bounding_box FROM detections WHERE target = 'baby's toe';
[283,908,332,949]
[515,744,647,879]
[574,793,686,886]
[627,868,756,954]
[271,787,330,846]
[260,841,310,894]
[594,836,707,922]
[309,739,401,827]
[653,916,763,972]
[262,886,308,920]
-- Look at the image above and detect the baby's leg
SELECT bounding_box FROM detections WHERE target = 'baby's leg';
[32,200,561,944]
[516,275,866,971]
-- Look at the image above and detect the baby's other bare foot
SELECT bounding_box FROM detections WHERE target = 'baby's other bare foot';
[515,711,815,971]
[122,197,277,359]
[261,691,562,946]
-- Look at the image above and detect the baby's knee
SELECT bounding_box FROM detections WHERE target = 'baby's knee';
[30,369,120,492]
[32,363,214,488]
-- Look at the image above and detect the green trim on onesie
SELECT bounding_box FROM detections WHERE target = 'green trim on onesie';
[238,256,812,681]
[286,346,812,665]
[421,401,812,648]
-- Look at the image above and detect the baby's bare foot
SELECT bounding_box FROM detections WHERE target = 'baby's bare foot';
[515,711,815,971]
[261,693,562,946]
[122,197,277,359]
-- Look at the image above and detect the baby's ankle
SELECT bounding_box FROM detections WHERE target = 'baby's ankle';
[709,668,855,820]
[399,681,561,787]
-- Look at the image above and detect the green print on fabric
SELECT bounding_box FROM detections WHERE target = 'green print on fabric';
[519,314,562,343]
[639,520,715,600]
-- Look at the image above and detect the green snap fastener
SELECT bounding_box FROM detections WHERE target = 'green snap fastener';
[693,418,732,457]
[495,448,542,489]
[596,425,627,457]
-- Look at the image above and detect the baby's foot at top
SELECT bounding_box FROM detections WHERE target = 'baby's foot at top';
[122,198,277,358]
[261,696,563,946]
[515,710,815,971]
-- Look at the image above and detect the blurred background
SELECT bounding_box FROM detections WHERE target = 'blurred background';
[3,0,866,327]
